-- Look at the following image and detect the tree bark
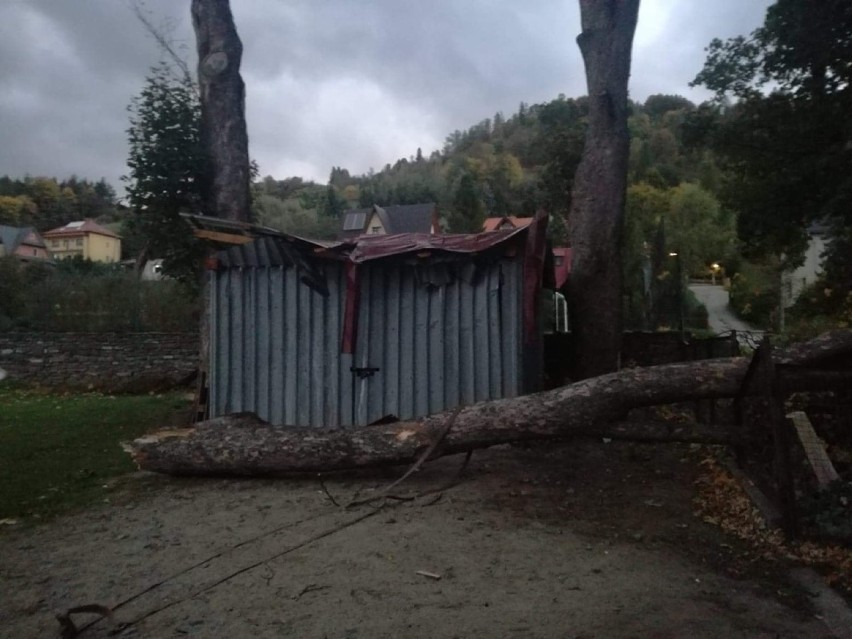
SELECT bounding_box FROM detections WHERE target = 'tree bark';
[127,331,852,476]
[567,0,641,378]
[191,0,251,222]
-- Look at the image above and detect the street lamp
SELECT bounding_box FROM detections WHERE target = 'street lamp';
[710,262,721,286]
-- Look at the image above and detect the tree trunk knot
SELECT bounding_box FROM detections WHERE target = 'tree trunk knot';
[202,51,229,77]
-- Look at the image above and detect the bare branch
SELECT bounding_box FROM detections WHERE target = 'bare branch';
[129,0,195,89]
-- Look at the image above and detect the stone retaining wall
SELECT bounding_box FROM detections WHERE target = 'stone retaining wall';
[0,332,198,391]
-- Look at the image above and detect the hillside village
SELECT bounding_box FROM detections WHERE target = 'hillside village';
[1,1,851,637]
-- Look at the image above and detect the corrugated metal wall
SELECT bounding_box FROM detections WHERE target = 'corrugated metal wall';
[209,257,524,427]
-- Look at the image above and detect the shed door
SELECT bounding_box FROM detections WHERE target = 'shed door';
[349,263,440,426]
[350,264,388,426]
[346,259,521,427]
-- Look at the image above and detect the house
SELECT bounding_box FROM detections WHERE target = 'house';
[340,203,440,239]
[483,216,534,232]
[782,220,830,307]
[43,219,121,263]
[0,225,51,262]
[205,213,550,427]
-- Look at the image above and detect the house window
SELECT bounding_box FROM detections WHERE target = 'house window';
[76,238,83,246]
[343,211,367,231]
[51,240,59,247]
[63,240,69,249]
[554,256,564,266]
[371,226,382,234]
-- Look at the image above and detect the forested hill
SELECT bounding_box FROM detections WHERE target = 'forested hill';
[255,92,736,277]
[1,93,735,286]
[0,176,119,232]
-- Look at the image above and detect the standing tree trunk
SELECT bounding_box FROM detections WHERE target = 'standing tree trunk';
[567,0,640,379]
[191,0,251,222]
[191,0,252,420]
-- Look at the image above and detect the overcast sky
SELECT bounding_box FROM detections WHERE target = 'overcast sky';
[0,0,771,193]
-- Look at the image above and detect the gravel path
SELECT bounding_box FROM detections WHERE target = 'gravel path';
[0,441,838,639]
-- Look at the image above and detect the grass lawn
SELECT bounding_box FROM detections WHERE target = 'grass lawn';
[0,387,191,522]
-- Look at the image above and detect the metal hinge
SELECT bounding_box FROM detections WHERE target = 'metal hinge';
[350,366,380,379]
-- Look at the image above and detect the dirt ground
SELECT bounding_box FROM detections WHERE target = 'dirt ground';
[0,439,844,638]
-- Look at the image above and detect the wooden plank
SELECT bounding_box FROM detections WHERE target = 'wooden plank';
[194,229,254,244]
[787,411,840,488]
[760,341,799,537]
[731,341,768,465]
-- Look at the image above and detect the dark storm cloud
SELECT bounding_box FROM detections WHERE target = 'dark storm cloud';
[0,0,771,192]
[0,0,187,188]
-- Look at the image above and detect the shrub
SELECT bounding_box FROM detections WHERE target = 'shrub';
[684,287,709,330]
[800,480,852,544]
[728,261,778,328]
[3,260,199,332]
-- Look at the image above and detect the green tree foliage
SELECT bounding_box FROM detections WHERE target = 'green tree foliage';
[249,175,344,239]
[253,193,339,240]
[728,260,780,329]
[318,182,346,218]
[0,255,198,332]
[621,181,735,329]
[692,0,852,272]
[643,94,695,120]
[123,62,205,284]
[0,195,36,226]
[622,183,670,327]
[0,176,116,230]
[538,97,586,225]
[666,183,736,278]
[628,96,720,189]
[448,172,485,233]
[337,96,591,232]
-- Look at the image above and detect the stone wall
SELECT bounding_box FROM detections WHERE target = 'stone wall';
[0,332,198,392]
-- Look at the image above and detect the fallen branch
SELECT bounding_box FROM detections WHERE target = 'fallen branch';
[345,408,461,508]
[127,331,852,476]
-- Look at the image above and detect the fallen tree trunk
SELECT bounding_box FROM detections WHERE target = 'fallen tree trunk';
[129,331,852,476]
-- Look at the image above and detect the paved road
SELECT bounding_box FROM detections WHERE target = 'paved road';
[689,283,763,343]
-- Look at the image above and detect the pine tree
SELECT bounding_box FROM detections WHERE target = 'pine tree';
[448,173,485,233]
[123,62,205,283]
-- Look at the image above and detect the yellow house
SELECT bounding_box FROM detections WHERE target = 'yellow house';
[43,219,121,263]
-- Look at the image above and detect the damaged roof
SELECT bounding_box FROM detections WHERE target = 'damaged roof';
[213,226,530,269]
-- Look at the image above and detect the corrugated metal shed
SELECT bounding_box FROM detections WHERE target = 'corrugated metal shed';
[208,219,547,427]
